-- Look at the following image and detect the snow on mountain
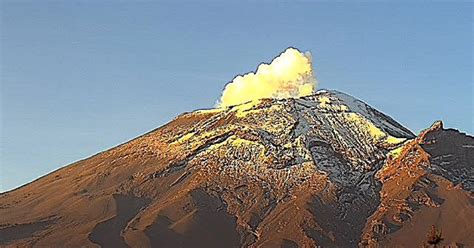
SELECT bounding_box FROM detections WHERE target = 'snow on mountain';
[0,90,472,247]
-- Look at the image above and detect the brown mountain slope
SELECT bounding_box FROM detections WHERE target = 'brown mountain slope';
[0,90,472,248]
[362,121,474,247]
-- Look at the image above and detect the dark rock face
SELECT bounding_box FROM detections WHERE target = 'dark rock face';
[0,91,471,247]
[420,123,474,191]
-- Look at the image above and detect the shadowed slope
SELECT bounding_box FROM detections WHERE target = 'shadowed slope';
[89,194,150,248]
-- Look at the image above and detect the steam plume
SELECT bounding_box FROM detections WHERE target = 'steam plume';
[218,47,317,107]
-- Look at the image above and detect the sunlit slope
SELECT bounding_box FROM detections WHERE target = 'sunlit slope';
[1,90,472,248]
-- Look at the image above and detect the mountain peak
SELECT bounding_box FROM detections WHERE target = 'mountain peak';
[158,90,414,191]
[1,90,472,247]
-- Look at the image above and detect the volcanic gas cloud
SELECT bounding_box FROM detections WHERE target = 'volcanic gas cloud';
[218,47,317,107]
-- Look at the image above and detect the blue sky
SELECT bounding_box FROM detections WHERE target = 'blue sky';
[1,2,472,192]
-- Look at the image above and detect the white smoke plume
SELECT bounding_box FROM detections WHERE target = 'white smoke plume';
[217,47,317,107]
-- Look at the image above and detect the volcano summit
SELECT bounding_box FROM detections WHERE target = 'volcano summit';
[1,90,473,247]
[0,49,473,248]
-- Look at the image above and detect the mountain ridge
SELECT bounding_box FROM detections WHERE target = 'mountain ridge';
[1,90,472,248]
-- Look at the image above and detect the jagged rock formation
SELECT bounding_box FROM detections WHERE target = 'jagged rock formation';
[362,121,474,247]
[0,90,472,248]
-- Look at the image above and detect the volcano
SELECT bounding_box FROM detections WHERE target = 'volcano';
[1,90,472,248]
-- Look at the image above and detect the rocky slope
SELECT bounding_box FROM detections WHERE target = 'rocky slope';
[0,90,472,248]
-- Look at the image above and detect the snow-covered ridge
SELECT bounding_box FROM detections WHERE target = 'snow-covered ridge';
[320,90,415,138]
[195,89,414,141]
[161,90,415,179]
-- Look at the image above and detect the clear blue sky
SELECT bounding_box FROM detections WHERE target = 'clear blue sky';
[1,2,472,192]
